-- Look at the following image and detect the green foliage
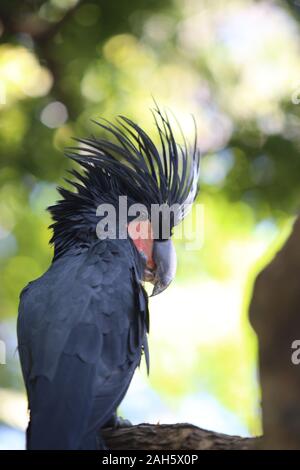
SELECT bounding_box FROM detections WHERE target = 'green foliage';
[1,0,300,434]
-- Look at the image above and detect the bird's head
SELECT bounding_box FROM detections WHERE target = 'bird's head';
[128,219,177,296]
[49,104,200,289]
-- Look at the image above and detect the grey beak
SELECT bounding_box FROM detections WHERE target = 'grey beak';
[151,239,177,296]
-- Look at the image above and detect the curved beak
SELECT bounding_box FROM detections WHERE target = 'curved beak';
[151,239,177,296]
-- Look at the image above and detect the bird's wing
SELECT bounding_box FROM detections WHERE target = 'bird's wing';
[17,238,148,449]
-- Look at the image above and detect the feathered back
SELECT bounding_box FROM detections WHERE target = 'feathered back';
[48,106,200,258]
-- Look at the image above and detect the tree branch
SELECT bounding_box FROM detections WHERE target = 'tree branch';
[101,423,258,450]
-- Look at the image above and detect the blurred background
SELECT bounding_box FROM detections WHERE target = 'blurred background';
[1,0,300,449]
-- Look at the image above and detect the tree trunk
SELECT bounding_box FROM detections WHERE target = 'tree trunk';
[249,216,300,449]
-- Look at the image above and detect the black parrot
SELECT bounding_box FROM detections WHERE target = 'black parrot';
[17,106,200,450]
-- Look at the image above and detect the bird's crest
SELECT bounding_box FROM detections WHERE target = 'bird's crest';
[48,105,200,258]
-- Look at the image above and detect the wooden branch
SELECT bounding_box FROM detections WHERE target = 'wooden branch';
[101,423,258,450]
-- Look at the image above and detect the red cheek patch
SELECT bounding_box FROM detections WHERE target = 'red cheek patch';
[128,220,155,270]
